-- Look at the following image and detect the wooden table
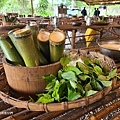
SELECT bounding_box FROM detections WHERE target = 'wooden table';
[0,24,26,34]
[47,23,120,49]
[17,17,50,24]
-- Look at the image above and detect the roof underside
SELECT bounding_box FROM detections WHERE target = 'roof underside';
[80,0,120,5]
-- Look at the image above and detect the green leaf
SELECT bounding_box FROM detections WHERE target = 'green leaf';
[76,62,89,74]
[86,90,98,97]
[61,71,77,82]
[102,66,109,75]
[94,59,100,66]
[52,80,60,101]
[42,74,56,83]
[77,84,85,96]
[68,87,81,101]
[65,66,83,75]
[83,57,100,67]
[59,80,67,98]
[97,75,107,81]
[36,94,54,103]
[45,80,56,91]
[90,78,97,89]
[96,81,103,90]
[58,69,63,80]
[107,69,117,80]
[78,74,90,81]
[98,80,112,87]
[82,57,91,66]
[60,56,70,67]
[70,80,77,89]
[85,82,92,91]
[36,93,43,98]
[94,65,103,75]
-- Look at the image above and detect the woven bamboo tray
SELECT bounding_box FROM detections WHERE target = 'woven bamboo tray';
[0,49,118,112]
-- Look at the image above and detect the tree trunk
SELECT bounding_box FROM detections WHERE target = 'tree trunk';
[71,0,76,8]
[30,0,34,16]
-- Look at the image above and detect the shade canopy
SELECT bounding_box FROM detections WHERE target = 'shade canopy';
[80,0,120,5]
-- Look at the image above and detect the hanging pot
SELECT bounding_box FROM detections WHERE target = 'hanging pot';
[98,40,120,62]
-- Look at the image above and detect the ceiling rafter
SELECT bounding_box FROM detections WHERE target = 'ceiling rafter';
[80,0,120,5]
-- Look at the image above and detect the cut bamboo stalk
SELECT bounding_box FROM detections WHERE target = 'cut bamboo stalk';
[37,29,50,62]
[13,28,40,67]
[8,28,22,56]
[38,50,49,65]
[26,25,40,49]
[49,28,65,63]
[0,34,25,66]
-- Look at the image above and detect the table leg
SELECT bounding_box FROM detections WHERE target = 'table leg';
[71,30,76,49]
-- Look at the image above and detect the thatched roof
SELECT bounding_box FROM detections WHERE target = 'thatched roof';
[80,0,120,5]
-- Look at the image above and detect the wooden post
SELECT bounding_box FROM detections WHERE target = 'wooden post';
[71,30,76,49]
[30,0,34,16]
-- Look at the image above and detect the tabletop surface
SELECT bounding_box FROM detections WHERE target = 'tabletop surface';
[47,23,120,31]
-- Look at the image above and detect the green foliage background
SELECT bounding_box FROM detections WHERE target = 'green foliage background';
[0,0,120,17]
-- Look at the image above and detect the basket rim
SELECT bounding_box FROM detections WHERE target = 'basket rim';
[2,57,61,68]
[0,85,114,112]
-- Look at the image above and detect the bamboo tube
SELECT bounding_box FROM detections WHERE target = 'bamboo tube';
[37,29,50,62]
[26,24,40,49]
[49,29,65,63]
[38,50,49,65]
[0,34,25,66]
[8,28,22,56]
[13,28,40,67]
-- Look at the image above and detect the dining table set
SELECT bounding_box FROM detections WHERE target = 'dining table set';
[46,17,120,49]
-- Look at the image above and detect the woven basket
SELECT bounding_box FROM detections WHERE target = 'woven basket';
[2,58,61,97]
[0,50,118,112]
